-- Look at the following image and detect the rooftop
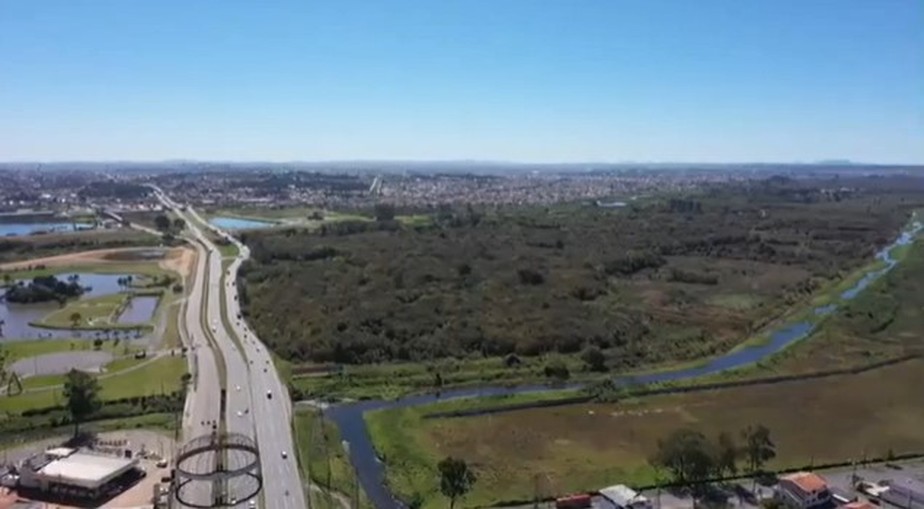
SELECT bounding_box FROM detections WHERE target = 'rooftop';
[38,452,136,488]
[781,472,829,493]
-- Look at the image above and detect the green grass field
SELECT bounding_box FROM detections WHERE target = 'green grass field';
[366,358,924,509]
[36,293,134,329]
[2,338,120,363]
[0,355,188,414]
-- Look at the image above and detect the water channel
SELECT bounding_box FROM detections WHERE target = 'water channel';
[115,295,160,324]
[0,222,93,237]
[0,273,141,340]
[326,221,923,509]
[209,216,274,230]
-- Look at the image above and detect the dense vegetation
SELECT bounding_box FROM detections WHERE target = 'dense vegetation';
[239,176,924,367]
[3,274,85,303]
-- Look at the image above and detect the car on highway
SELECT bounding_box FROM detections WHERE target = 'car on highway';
[266,390,272,399]
[281,451,287,459]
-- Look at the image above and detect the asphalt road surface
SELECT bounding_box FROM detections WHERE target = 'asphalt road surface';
[177,219,221,507]
[155,187,306,509]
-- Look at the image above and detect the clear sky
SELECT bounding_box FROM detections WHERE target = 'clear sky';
[1,1,922,163]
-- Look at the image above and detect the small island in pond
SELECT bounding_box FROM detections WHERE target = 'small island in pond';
[3,274,87,304]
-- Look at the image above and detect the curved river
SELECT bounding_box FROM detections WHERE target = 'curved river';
[326,221,922,509]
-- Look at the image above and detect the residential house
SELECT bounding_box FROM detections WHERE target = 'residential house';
[778,472,832,509]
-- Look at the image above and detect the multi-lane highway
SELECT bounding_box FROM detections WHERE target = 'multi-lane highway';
[154,187,306,509]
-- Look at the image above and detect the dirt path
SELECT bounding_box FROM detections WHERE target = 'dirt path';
[160,246,196,280]
[0,246,196,280]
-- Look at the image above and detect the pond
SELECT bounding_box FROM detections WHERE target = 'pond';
[116,295,160,324]
[0,222,93,237]
[209,216,274,230]
[0,273,138,340]
[326,219,924,509]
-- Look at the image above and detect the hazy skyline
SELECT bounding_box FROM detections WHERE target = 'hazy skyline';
[1,1,922,163]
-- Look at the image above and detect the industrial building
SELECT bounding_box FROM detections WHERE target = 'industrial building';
[17,447,143,500]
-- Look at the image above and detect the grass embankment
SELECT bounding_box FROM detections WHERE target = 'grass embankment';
[218,242,240,258]
[366,358,924,509]
[2,338,124,363]
[18,356,149,391]
[295,409,372,509]
[292,355,589,401]
[34,291,161,330]
[0,356,188,414]
[0,412,178,449]
[3,261,170,281]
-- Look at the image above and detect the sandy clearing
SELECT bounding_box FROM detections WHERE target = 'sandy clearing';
[0,247,154,270]
[0,246,196,280]
[159,246,196,280]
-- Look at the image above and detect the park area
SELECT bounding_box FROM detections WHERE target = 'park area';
[0,246,195,442]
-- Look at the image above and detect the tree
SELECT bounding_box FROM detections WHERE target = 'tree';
[63,369,101,436]
[154,214,171,231]
[69,312,82,327]
[373,203,396,222]
[437,456,476,509]
[741,424,776,475]
[714,431,740,477]
[173,218,186,231]
[543,360,570,380]
[650,428,716,489]
[580,345,607,372]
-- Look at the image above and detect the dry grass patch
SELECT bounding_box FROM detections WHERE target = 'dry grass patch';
[367,359,924,508]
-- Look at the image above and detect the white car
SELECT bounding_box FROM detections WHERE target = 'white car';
[281,451,287,459]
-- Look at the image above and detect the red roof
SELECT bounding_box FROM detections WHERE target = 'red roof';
[781,472,828,493]
[843,502,875,509]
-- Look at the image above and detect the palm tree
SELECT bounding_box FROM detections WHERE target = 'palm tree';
[69,312,82,327]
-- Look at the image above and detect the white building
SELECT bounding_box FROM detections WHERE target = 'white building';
[19,447,141,499]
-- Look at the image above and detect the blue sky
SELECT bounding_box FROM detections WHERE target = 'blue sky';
[1,1,921,163]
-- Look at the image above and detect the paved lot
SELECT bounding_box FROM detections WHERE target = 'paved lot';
[10,351,114,377]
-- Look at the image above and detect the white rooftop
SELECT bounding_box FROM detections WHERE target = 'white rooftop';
[44,447,75,459]
[38,452,137,489]
[600,485,650,507]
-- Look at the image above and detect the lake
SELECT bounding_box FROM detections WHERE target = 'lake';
[210,216,274,230]
[0,273,137,340]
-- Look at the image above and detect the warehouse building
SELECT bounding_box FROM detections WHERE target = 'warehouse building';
[18,447,143,500]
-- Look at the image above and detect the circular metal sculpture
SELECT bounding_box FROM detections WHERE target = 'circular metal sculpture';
[174,432,262,508]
